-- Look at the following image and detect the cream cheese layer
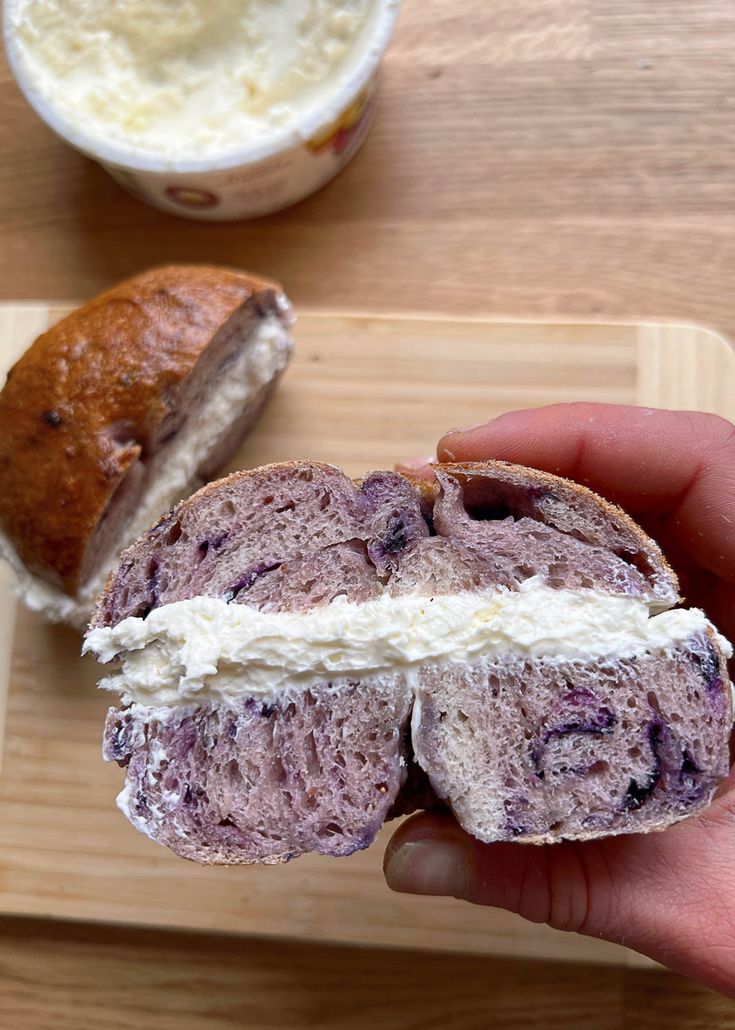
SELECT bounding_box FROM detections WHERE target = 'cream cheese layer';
[83,577,730,706]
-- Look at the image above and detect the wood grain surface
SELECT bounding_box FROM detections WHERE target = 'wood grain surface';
[1,916,734,1030]
[1,304,733,981]
[2,0,735,1022]
[2,1,735,340]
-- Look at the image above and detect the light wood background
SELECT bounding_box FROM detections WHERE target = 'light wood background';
[2,915,735,1030]
[2,0,735,1024]
[2,1,735,338]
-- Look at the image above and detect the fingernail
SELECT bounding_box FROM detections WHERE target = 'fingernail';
[384,840,470,898]
[443,422,485,436]
[395,455,435,471]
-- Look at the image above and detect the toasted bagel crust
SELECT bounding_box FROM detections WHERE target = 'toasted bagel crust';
[0,265,284,593]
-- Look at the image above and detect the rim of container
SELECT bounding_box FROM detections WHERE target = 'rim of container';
[3,0,402,175]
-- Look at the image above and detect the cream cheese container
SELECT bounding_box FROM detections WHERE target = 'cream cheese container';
[4,0,401,220]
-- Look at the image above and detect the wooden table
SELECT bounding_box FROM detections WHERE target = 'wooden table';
[1,1,735,1025]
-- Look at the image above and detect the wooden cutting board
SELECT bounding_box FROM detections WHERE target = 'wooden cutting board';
[0,305,733,970]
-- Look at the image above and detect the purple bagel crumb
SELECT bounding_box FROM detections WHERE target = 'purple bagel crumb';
[225,560,283,602]
[103,677,413,863]
[198,532,229,559]
[360,472,429,574]
[530,688,617,778]
[148,556,160,603]
[681,750,700,775]
[106,719,131,765]
[367,515,411,567]
[696,639,722,687]
[503,794,539,837]
[623,720,664,810]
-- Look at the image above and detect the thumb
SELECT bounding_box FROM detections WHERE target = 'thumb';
[383,806,735,996]
[383,811,621,933]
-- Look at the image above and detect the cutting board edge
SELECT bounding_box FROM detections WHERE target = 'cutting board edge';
[3,299,733,343]
[0,900,657,969]
[295,308,734,343]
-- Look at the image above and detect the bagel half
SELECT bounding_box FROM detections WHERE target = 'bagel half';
[0,265,293,626]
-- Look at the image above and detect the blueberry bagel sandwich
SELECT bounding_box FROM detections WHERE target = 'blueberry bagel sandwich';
[0,265,293,626]
[84,460,733,863]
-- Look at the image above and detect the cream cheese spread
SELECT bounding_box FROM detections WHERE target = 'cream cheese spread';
[0,311,291,626]
[8,0,378,161]
[84,577,730,706]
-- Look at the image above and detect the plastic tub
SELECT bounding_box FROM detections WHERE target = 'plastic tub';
[4,0,402,220]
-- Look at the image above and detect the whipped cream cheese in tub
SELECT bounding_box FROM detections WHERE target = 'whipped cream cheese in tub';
[4,0,402,220]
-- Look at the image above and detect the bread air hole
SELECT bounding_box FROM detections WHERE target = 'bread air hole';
[619,547,656,581]
[467,501,515,522]
[647,691,662,714]
[272,757,288,785]
[304,732,320,777]
[225,759,242,788]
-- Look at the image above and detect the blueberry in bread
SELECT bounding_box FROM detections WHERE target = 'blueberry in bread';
[0,265,293,626]
[85,460,733,863]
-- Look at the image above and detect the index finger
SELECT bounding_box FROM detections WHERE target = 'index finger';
[437,403,735,583]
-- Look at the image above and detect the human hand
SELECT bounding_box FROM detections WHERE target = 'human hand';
[386,403,735,995]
